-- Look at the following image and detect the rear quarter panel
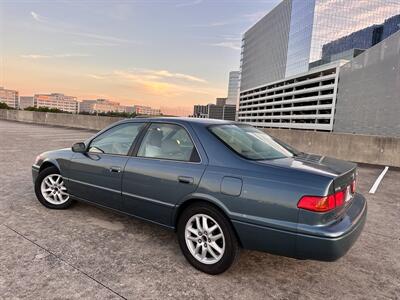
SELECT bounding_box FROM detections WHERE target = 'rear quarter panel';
[195,162,333,233]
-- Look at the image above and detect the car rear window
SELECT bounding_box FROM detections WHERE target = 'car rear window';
[209,124,295,160]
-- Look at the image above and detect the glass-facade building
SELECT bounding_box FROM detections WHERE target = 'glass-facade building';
[240,0,400,90]
[287,0,400,77]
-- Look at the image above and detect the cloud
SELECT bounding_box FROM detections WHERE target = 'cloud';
[73,41,119,47]
[21,53,90,59]
[108,68,207,83]
[208,42,241,51]
[29,11,139,45]
[243,11,267,23]
[145,69,206,83]
[86,74,106,80]
[176,0,202,8]
[189,9,268,28]
[30,11,46,22]
[190,20,233,28]
[85,68,221,99]
[207,35,242,51]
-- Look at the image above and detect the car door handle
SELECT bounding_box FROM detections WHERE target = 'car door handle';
[178,176,194,184]
[109,166,122,173]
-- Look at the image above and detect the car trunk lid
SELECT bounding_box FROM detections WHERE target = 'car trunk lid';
[257,153,357,220]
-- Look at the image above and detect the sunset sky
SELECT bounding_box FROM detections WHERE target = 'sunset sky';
[0,0,279,116]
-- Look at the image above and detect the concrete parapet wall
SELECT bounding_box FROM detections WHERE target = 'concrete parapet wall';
[263,128,400,167]
[0,109,123,131]
[1,109,399,167]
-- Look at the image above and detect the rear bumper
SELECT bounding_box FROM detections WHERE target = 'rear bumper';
[295,198,367,261]
[232,194,367,261]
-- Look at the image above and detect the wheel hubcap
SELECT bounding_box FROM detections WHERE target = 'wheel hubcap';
[185,214,225,265]
[40,174,69,205]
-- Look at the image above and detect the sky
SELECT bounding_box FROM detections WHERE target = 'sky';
[0,0,280,116]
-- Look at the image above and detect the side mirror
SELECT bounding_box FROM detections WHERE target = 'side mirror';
[72,142,86,153]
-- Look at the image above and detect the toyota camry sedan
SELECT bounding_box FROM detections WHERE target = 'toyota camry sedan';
[32,118,367,274]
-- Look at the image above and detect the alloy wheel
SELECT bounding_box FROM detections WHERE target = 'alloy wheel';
[185,213,225,265]
[40,174,69,205]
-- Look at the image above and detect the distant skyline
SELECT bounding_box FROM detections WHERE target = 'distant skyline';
[0,0,280,116]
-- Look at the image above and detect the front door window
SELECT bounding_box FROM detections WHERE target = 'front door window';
[89,122,144,155]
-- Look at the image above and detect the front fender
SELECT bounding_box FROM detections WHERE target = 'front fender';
[40,158,62,172]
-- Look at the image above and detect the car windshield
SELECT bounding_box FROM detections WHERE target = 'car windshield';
[209,124,295,160]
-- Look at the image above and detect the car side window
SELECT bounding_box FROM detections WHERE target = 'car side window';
[137,123,198,162]
[88,123,144,155]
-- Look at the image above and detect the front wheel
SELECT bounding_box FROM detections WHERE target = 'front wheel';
[177,202,240,274]
[34,166,73,209]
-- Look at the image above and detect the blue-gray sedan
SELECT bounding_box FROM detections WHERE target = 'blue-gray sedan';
[32,118,367,274]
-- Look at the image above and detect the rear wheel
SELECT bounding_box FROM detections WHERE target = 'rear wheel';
[177,202,240,274]
[34,166,73,209]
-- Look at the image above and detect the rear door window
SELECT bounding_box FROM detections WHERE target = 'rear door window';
[137,123,198,162]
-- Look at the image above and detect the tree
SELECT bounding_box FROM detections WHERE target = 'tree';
[78,110,137,118]
[24,106,69,113]
[0,102,13,109]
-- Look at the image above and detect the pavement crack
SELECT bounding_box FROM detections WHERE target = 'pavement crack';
[3,224,127,300]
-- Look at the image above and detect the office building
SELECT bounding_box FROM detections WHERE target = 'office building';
[34,93,79,113]
[193,105,209,118]
[134,105,161,116]
[80,99,125,114]
[240,0,400,91]
[19,96,34,109]
[239,28,400,136]
[216,98,227,106]
[238,0,400,134]
[192,98,236,121]
[122,106,136,114]
[226,71,240,105]
[320,13,400,66]
[208,104,235,121]
[0,87,19,109]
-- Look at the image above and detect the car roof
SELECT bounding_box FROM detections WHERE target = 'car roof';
[118,117,238,127]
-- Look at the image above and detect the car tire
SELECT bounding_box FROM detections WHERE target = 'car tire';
[34,166,73,209]
[177,202,240,275]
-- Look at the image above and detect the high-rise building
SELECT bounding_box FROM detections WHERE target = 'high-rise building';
[0,87,19,109]
[19,96,34,109]
[238,0,400,131]
[191,98,236,121]
[34,93,79,113]
[240,0,400,91]
[320,13,400,65]
[226,71,240,106]
[80,99,125,113]
[240,0,292,91]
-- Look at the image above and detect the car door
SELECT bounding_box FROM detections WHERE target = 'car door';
[66,122,145,210]
[122,122,207,227]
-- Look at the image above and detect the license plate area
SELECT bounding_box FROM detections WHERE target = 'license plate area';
[345,185,353,203]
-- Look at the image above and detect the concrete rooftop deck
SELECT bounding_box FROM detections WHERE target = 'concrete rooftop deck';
[0,120,399,299]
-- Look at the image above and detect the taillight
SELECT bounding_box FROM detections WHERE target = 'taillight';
[297,195,335,212]
[298,189,346,212]
[334,190,345,207]
[351,180,356,194]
